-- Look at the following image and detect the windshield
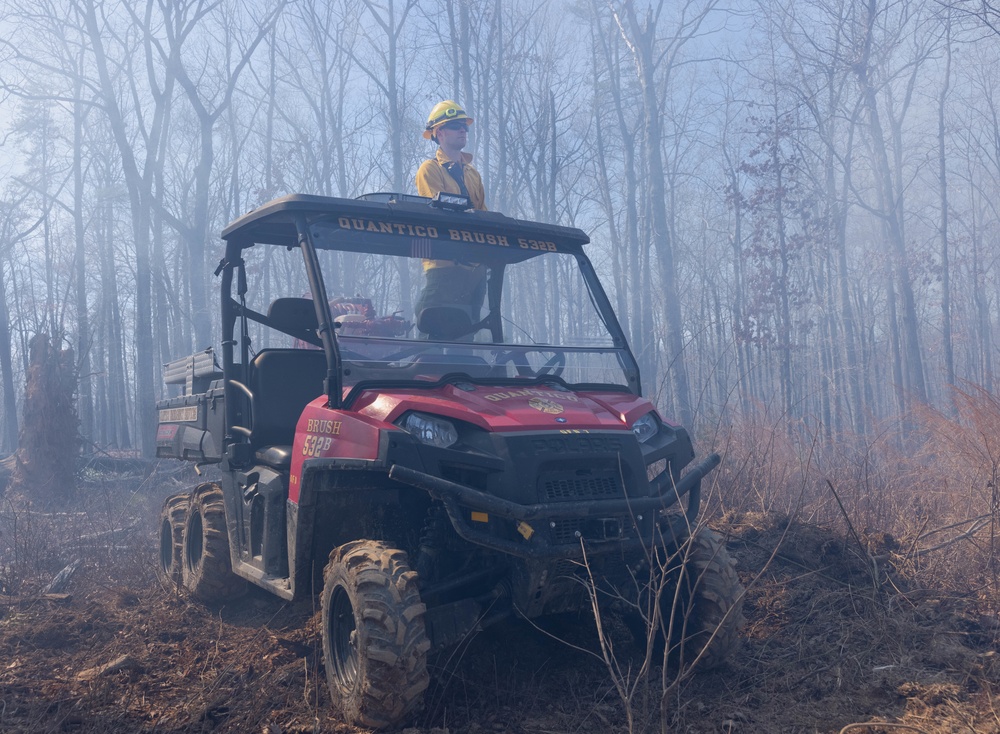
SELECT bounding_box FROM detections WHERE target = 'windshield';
[238,233,633,392]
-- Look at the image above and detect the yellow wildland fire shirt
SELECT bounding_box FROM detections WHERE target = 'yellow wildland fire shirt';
[415,149,487,271]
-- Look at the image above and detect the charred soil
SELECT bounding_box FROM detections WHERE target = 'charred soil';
[1,468,999,734]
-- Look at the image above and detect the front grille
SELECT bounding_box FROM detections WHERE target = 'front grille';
[550,516,630,544]
[541,472,623,501]
[552,519,585,544]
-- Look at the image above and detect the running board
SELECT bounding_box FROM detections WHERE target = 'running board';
[234,560,295,601]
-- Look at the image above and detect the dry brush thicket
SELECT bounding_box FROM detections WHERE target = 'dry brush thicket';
[712,384,1000,617]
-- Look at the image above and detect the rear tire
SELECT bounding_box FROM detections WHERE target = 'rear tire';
[158,492,189,586]
[320,540,430,730]
[181,482,246,602]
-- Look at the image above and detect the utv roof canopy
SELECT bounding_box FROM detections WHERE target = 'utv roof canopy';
[220,193,590,264]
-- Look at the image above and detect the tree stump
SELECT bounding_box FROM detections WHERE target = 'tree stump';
[7,333,80,506]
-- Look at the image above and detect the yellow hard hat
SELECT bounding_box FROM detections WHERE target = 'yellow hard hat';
[423,100,473,139]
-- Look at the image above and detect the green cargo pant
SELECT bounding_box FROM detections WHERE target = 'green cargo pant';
[414,264,487,338]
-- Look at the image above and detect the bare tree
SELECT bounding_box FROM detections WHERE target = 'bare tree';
[142,0,285,349]
[74,0,172,455]
[611,0,719,426]
[851,0,940,413]
[272,0,359,200]
[768,0,868,436]
[354,0,419,311]
[938,13,956,403]
[0,192,47,452]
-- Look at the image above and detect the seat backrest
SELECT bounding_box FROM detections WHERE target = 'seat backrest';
[268,297,319,333]
[249,349,328,448]
[417,306,475,340]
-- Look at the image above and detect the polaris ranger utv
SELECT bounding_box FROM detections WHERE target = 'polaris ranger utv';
[156,192,742,729]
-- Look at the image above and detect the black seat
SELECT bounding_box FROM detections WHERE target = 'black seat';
[417,306,476,340]
[268,297,320,345]
[268,297,319,332]
[249,349,328,451]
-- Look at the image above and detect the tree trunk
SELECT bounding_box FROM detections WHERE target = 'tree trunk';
[0,255,17,452]
[938,21,955,404]
[619,2,699,425]
[856,0,926,407]
[72,90,93,448]
[81,0,157,454]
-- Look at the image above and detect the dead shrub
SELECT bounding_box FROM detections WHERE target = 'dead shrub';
[708,386,1000,618]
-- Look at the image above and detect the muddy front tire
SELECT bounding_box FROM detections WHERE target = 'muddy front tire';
[662,527,744,671]
[158,492,189,586]
[321,540,430,730]
[181,482,246,602]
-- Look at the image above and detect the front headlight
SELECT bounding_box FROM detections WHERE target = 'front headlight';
[396,412,459,449]
[631,412,659,443]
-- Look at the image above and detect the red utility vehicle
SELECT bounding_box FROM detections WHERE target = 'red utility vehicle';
[156,193,742,729]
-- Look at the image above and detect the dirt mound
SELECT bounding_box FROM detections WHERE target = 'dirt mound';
[707,511,1000,733]
[1,480,999,733]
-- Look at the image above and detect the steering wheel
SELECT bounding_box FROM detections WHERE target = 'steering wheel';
[495,349,566,378]
[536,351,566,377]
[378,344,435,364]
[492,349,532,377]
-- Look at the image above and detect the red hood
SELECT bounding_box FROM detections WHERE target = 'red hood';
[352,383,655,432]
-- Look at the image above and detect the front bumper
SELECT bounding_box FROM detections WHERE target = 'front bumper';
[388,452,720,559]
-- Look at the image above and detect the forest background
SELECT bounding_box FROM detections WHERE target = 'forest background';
[1,0,1000,534]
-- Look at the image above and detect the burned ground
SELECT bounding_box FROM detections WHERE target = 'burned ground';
[1,467,999,734]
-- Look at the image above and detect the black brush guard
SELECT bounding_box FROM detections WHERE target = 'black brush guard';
[389,452,721,559]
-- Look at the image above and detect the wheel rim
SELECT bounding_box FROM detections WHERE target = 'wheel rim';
[159,518,174,574]
[328,585,359,687]
[187,509,204,572]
